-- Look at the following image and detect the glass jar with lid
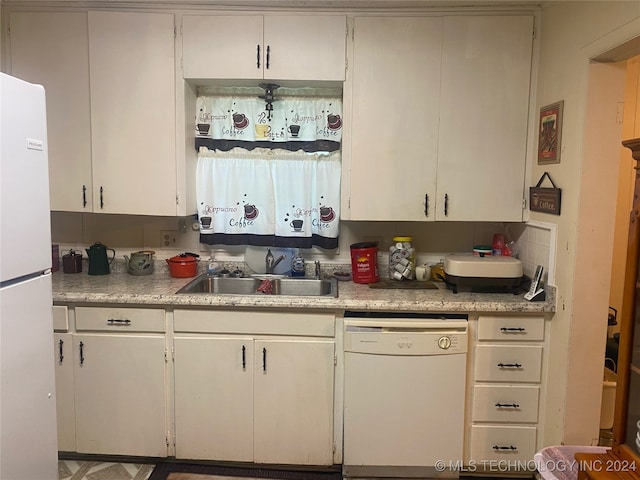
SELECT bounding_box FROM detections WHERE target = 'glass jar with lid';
[389,236,416,280]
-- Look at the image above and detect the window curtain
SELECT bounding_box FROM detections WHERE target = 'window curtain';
[195,86,343,152]
[197,147,341,250]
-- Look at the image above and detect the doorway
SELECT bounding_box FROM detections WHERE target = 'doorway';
[580,50,640,445]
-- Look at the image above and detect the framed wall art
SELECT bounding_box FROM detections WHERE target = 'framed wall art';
[537,100,564,165]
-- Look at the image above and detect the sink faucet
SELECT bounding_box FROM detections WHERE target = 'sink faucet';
[265,248,285,274]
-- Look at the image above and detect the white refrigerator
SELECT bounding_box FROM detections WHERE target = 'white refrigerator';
[0,73,58,480]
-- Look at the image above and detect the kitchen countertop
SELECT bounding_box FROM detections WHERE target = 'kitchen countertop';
[52,268,556,314]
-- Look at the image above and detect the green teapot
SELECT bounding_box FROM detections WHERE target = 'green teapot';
[86,242,116,276]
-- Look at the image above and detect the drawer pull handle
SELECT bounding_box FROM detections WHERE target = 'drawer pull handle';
[495,402,520,408]
[497,362,522,368]
[493,445,517,451]
[79,341,85,365]
[107,319,131,325]
[242,345,246,370]
[500,327,526,332]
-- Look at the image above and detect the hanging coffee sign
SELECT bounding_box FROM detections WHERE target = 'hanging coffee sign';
[529,172,561,215]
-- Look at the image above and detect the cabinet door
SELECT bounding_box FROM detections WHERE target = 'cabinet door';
[174,336,254,461]
[88,11,177,215]
[264,15,346,81]
[72,334,167,457]
[182,15,264,79]
[348,17,442,221]
[54,333,76,452]
[436,16,533,221]
[9,12,92,212]
[254,339,334,465]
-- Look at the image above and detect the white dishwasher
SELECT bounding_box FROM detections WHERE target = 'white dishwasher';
[343,312,468,478]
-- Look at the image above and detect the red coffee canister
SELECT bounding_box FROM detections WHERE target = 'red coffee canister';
[350,242,379,284]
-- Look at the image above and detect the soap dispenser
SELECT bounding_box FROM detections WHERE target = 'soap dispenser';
[291,249,305,277]
[207,252,220,275]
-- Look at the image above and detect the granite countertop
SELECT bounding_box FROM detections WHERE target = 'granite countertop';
[52,266,556,314]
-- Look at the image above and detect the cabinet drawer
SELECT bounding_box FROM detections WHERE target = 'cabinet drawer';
[75,307,165,332]
[472,385,539,423]
[469,425,537,464]
[475,345,542,383]
[174,309,335,337]
[53,305,69,331]
[477,315,544,341]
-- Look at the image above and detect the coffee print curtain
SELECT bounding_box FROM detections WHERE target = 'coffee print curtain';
[194,87,343,152]
[194,87,342,249]
[196,148,340,249]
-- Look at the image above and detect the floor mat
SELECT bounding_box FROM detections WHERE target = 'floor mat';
[58,460,154,480]
[148,464,342,480]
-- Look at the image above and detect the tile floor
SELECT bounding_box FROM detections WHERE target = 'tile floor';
[58,460,154,480]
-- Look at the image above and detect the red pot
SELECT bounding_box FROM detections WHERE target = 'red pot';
[166,253,199,278]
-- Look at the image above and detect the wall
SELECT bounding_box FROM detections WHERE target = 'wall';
[534,1,640,446]
[51,210,520,268]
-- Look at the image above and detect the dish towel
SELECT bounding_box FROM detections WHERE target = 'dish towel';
[197,148,340,249]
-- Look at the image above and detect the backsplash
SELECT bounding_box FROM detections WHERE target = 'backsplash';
[510,220,556,285]
[51,212,556,284]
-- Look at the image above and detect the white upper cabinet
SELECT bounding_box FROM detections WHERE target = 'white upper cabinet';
[10,11,185,216]
[436,15,533,221]
[9,12,93,212]
[347,16,442,221]
[88,11,178,215]
[182,14,347,81]
[345,14,534,222]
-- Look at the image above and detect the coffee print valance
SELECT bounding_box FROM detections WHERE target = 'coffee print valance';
[195,94,343,145]
[196,148,340,250]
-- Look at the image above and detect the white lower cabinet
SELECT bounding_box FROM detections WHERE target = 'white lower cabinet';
[72,307,168,457]
[468,315,546,470]
[53,305,75,452]
[174,336,254,462]
[54,332,76,451]
[173,309,336,465]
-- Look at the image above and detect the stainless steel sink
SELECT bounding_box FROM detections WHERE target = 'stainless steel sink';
[176,274,338,297]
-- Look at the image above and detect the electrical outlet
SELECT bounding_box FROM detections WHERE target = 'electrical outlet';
[161,230,178,247]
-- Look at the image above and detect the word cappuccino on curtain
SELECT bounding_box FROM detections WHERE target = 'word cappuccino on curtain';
[196,148,340,250]
[195,93,343,143]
